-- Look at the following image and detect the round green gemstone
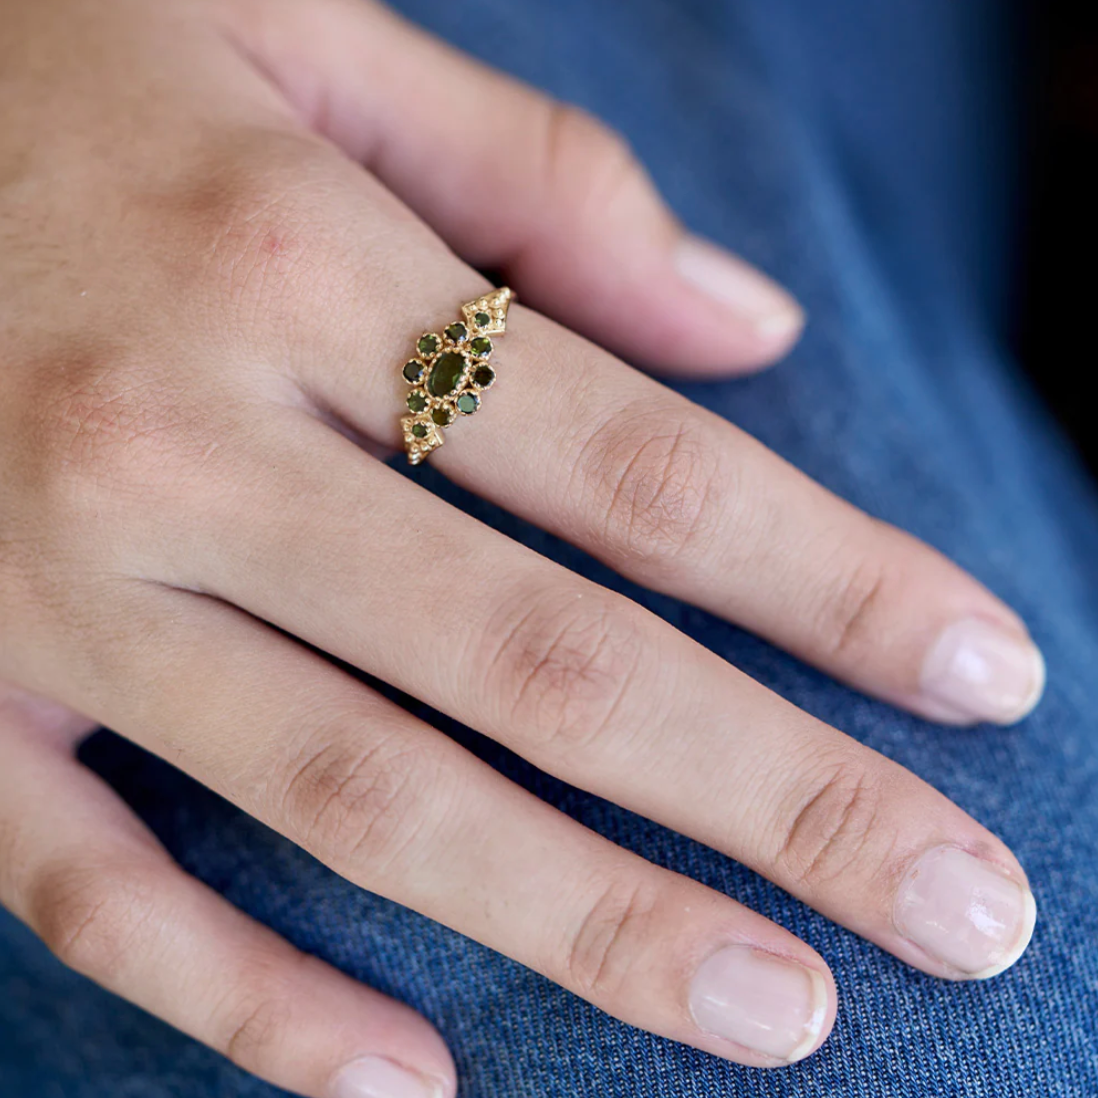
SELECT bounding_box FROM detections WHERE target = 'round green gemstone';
[474,311,491,327]
[411,423,428,439]
[469,336,492,357]
[432,405,454,426]
[406,391,427,413]
[445,322,467,344]
[457,392,480,415]
[427,350,467,397]
[402,360,424,383]
[472,365,495,389]
[417,334,440,356]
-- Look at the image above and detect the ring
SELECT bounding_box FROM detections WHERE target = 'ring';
[399,287,515,464]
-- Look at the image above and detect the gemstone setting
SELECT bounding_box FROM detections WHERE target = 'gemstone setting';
[400,288,512,462]
[472,365,495,389]
[428,350,467,397]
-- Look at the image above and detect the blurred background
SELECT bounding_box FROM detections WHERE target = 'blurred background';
[1020,6,1097,470]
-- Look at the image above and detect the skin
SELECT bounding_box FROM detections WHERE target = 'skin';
[0,0,1042,1094]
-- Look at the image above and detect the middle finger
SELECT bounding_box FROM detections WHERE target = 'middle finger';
[166,412,1037,984]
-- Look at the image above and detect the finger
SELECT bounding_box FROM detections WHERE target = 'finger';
[159,417,1036,984]
[216,0,803,374]
[269,198,1043,728]
[33,582,838,1069]
[0,693,457,1098]
[427,309,1046,727]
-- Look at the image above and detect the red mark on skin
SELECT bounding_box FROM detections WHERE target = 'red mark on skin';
[261,231,286,257]
[213,221,306,305]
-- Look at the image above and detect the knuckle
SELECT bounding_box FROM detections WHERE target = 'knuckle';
[564,876,659,1000]
[541,102,646,218]
[221,979,296,1072]
[28,860,154,979]
[813,551,889,661]
[178,134,335,318]
[21,347,194,503]
[774,758,888,889]
[579,405,725,570]
[484,590,645,759]
[277,727,440,876]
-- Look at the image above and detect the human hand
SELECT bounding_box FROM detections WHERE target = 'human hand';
[0,1,1043,1095]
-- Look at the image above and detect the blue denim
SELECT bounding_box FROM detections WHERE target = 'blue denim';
[3,0,1097,1095]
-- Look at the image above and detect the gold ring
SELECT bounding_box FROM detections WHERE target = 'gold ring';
[399,287,514,464]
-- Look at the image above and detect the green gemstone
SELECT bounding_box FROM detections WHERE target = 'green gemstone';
[469,337,492,357]
[445,322,467,343]
[457,392,480,415]
[402,360,424,383]
[406,391,427,412]
[427,350,467,397]
[411,423,428,439]
[472,365,495,389]
[474,311,491,327]
[417,334,440,356]
[432,405,454,426]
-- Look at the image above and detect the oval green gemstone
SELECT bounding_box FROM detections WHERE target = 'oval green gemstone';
[411,423,428,439]
[474,311,491,327]
[445,322,467,343]
[432,406,454,426]
[417,334,440,356]
[472,365,495,389]
[406,391,427,413]
[457,392,479,415]
[402,360,424,383]
[469,337,492,357]
[427,350,467,397]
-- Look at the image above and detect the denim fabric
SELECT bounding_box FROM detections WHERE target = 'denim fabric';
[3,0,1097,1095]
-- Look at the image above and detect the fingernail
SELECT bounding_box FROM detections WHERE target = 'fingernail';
[894,846,1037,979]
[675,235,804,340]
[330,1056,444,1098]
[920,618,1046,725]
[689,946,828,1062]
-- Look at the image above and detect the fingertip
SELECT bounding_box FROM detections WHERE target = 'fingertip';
[329,1055,451,1098]
[916,618,1047,727]
[670,234,805,373]
[786,967,834,1063]
[891,845,1038,982]
[688,944,836,1067]
[750,304,808,364]
[972,885,1037,980]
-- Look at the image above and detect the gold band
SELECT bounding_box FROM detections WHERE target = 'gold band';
[398,287,514,464]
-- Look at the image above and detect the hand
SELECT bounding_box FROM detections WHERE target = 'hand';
[0,1,1044,1095]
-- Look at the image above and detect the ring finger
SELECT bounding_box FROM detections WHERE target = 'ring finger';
[286,170,1044,729]
[146,412,1037,985]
